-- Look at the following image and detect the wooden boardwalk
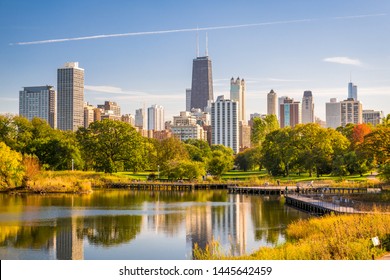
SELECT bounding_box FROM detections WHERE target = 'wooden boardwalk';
[285,194,359,215]
[106,181,235,191]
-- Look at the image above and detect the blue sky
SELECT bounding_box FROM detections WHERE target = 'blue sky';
[1,0,389,121]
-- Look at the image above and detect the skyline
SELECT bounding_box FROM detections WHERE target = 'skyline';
[1,0,390,121]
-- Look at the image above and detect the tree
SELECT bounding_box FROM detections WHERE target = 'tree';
[234,147,261,171]
[351,123,372,147]
[295,124,349,177]
[162,159,206,181]
[157,137,189,173]
[208,145,234,178]
[251,114,279,146]
[362,126,390,165]
[0,142,25,189]
[76,119,142,173]
[261,128,297,176]
[184,139,212,164]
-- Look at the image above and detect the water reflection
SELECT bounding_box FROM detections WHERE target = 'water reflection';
[0,190,308,259]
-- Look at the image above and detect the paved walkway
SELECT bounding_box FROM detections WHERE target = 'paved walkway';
[380,254,390,260]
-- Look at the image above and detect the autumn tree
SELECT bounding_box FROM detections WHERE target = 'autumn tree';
[0,142,25,189]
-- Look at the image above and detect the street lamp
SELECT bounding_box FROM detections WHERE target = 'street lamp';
[158,165,160,179]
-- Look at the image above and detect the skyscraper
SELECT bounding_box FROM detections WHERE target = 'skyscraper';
[186,89,192,112]
[211,96,239,153]
[230,77,246,122]
[135,108,147,129]
[278,95,288,121]
[301,90,314,124]
[326,98,341,129]
[147,104,164,131]
[19,85,57,128]
[190,55,213,111]
[267,89,277,116]
[348,82,358,101]
[279,97,301,128]
[340,98,362,126]
[57,62,84,131]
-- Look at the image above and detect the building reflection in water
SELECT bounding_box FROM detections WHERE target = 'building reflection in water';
[55,217,84,260]
[186,194,249,256]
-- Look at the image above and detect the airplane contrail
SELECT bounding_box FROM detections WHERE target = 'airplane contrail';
[10,13,386,46]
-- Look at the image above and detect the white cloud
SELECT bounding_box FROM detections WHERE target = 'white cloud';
[323,57,362,66]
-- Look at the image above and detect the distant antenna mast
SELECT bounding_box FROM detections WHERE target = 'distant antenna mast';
[205,32,209,56]
[196,26,199,57]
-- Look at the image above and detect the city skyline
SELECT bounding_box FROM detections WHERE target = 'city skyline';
[1,0,390,122]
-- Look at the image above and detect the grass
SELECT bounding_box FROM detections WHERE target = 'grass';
[23,170,135,193]
[7,168,385,193]
[220,170,384,188]
[193,213,390,260]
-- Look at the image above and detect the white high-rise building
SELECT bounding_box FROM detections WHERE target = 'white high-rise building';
[230,77,246,122]
[267,89,277,116]
[211,95,239,153]
[301,90,314,124]
[326,98,341,129]
[148,104,164,131]
[340,98,362,126]
[57,62,84,131]
[19,86,57,129]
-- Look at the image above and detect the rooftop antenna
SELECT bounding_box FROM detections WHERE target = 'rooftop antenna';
[196,26,199,57]
[205,32,209,56]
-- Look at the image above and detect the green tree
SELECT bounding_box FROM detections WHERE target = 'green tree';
[261,127,298,176]
[184,139,212,165]
[162,159,206,181]
[0,142,25,189]
[76,119,142,173]
[157,137,189,173]
[234,147,261,171]
[251,114,279,146]
[208,145,234,178]
[295,124,349,177]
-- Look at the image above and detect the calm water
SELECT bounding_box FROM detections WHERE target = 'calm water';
[0,190,308,260]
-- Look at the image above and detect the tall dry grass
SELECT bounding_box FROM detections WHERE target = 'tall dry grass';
[194,214,390,260]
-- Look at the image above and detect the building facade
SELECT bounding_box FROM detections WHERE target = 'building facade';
[135,108,147,129]
[363,110,384,126]
[19,85,57,128]
[326,98,341,129]
[348,82,358,101]
[148,104,164,131]
[83,103,95,128]
[230,77,246,122]
[190,56,213,111]
[211,96,239,153]
[301,90,314,124]
[57,62,84,131]
[186,88,192,111]
[279,97,301,128]
[267,89,277,116]
[340,98,362,127]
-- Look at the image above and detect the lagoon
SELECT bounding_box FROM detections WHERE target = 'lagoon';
[0,190,308,260]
